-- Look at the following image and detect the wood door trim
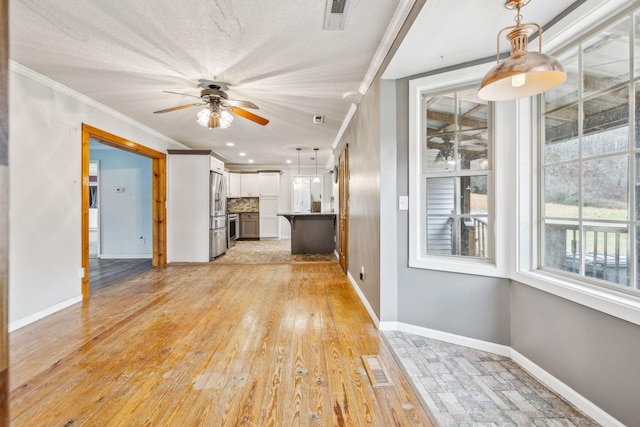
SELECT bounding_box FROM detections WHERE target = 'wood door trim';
[338,145,349,273]
[81,124,167,299]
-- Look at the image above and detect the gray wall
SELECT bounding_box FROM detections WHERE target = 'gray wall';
[511,282,640,426]
[390,76,512,345]
[342,81,382,317]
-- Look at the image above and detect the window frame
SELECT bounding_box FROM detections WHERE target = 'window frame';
[408,64,509,278]
[513,0,640,326]
[407,0,640,326]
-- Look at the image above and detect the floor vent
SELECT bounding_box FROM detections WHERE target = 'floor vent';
[362,355,393,388]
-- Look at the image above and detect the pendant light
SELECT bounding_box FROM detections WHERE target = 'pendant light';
[294,147,302,186]
[313,148,321,183]
[478,0,566,101]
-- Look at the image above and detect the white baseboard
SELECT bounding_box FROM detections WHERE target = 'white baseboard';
[381,321,622,426]
[9,294,83,332]
[510,350,624,427]
[98,254,152,259]
[382,321,511,357]
[346,271,380,327]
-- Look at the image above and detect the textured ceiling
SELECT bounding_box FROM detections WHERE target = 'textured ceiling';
[10,0,582,169]
[10,0,402,169]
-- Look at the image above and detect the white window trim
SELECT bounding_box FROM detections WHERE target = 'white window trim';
[408,63,509,278]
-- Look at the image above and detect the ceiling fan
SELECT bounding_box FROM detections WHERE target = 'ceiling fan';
[153,81,269,129]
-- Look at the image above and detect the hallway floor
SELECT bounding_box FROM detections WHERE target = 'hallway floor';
[384,331,599,426]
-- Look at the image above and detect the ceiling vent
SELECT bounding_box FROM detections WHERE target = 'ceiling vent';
[323,0,349,30]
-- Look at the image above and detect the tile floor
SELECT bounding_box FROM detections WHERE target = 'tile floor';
[383,331,600,427]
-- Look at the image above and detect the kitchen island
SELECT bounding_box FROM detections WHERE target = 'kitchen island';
[278,213,336,254]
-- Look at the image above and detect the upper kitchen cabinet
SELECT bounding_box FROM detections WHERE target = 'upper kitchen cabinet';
[228,172,241,198]
[259,172,280,197]
[240,173,259,197]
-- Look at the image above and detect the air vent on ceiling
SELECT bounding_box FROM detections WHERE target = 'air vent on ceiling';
[323,0,349,30]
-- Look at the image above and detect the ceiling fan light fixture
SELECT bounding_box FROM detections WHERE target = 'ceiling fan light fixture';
[197,108,211,127]
[478,0,566,101]
[219,109,234,129]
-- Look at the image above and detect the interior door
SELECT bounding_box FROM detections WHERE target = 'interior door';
[338,146,349,273]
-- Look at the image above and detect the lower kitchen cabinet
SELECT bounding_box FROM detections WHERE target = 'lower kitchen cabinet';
[240,212,259,239]
[259,197,279,238]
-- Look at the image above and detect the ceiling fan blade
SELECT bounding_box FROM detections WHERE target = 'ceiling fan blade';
[229,107,269,126]
[209,115,220,129]
[163,90,201,99]
[153,103,204,114]
[226,99,259,109]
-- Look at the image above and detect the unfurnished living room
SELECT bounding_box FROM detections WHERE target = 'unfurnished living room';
[1,0,640,426]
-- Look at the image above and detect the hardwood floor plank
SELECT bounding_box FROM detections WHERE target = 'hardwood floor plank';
[9,258,434,426]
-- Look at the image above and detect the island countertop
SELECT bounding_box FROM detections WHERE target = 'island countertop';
[278,213,336,254]
[277,212,336,217]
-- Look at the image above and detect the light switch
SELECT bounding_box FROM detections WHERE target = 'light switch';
[399,196,408,211]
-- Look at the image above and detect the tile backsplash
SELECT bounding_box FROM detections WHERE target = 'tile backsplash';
[227,197,259,213]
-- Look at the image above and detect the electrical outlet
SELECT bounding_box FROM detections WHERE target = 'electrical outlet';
[359,266,364,280]
[138,236,145,245]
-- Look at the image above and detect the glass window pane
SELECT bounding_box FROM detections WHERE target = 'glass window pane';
[545,47,579,111]
[582,155,628,220]
[425,94,455,173]
[544,107,579,163]
[635,83,640,148]
[634,11,640,79]
[544,163,580,218]
[636,227,640,289]
[635,153,640,220]
[584,223,629,287]
[459,130,488,171]
[545,47,580,163]
[544,221,580,274]
[426,177,455,255]
[422,87,491,261]
[426,176,489,259]
[582,86,629,157]
[583,18,630,97]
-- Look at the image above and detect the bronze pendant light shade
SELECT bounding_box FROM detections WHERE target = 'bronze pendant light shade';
[478,0,566,101]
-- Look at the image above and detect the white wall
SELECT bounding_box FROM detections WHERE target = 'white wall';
[8,63,184,327]
[90,141,152,258]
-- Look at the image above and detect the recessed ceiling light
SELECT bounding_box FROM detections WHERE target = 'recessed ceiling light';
[226,142,235,147]
[248,159,254,163]
[286,160,292,164]
[239,152,246,156]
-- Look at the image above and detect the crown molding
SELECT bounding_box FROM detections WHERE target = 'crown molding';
[9,60,188,149]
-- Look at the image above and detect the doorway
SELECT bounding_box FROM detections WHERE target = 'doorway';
[81,124,166,299]
[338,145,349,273]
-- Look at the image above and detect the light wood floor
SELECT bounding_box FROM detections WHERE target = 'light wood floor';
[9,261,434,426]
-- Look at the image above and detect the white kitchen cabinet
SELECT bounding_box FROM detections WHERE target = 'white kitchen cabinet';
[240,173,259,197]
[259,197,279,239]
[259,172,280,197]
[228,172,241,198]
[168,151,218,262]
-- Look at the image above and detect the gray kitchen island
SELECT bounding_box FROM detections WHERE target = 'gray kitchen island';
[278,213,337,254]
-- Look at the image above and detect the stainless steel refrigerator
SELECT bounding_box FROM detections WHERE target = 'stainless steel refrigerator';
[210,171,227,259]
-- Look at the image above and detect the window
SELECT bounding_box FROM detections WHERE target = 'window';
[421,88,492,260]
[541,11,640,293]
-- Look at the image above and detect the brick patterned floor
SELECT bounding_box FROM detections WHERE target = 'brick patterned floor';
[383,331,600,427]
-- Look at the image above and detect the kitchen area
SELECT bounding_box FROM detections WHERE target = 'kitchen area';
[167,150,335,263]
